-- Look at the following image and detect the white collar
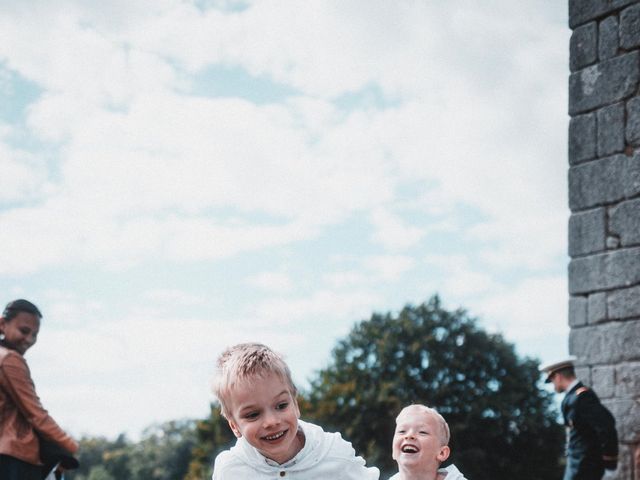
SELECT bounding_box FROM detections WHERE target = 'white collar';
[566,378,580,392]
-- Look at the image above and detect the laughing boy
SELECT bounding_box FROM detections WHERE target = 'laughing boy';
[390,404,467,480]
[211,342,380,479]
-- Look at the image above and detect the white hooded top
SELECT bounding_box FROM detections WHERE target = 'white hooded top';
[212,419,380,479]
[388,464,467,480]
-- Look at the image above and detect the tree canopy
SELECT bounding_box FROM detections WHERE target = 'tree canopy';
[184,405,236,480]
[304,296,564,479]
[67,420,198,480]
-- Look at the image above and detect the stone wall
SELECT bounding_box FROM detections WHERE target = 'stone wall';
[568,1,640,478]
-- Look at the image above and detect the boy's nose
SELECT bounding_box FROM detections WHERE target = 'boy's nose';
[263,410,279,427]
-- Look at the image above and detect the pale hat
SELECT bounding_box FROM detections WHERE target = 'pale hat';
[539,356,577,383]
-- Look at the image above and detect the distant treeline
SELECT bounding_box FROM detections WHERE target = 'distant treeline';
[66,296,564,480]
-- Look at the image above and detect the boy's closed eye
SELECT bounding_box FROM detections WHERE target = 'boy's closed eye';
[276,401,289,410]
[243,411,260,420]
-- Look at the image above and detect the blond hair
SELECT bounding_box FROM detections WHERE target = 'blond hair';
[397,404,451,446]
[213,342,297,418]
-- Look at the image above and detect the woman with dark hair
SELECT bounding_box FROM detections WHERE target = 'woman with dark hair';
[0,299,78,480]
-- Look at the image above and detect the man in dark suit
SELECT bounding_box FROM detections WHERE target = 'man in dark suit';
[540,358,618,480]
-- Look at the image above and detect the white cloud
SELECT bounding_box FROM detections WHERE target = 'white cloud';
[0,0,568,275]
[142,289,205,306]
[40,293,105,328]
[364,255,415,282]
[476,275,569,342]
[425,254,499,297]
[322,254,415,288]
[472,212,567,271]
[322,270,367,289]
[369,208,425,250]
[0,144,49,202]
[246,271,293,293]
[250,289,380,326]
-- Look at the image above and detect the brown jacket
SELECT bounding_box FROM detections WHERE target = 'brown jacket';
[0,345,78,465]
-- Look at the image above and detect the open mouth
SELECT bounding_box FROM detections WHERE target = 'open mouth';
[263,430,287,442]
[401,444,419,453]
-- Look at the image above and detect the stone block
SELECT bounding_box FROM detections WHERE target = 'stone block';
[599,16,619,60]
[569,320,640,363]
[618,321,640,362]
[569,208,606,255]
[568,153,640,211]
[610,198,640,247]
[607,398,640,443]
[588,291,608,324]
[569,247,640,294]
[621,3,640,49]
[570,113,597,164]
[576,365,592,385]
[569,296,588,327]
[571,22,598,72]
[569,51,640,115]
[569,325,604,362]
[598,102,625,156]
[592,364,616,397]
[570,0,637,28]
[627,96,640,146]
[616,362,640,397]
[608,284,640,319]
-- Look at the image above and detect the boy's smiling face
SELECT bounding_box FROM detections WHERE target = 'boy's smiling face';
[392,406,450,473]
[226,371,303,464]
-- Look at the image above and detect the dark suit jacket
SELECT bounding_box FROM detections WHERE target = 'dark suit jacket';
[561,382,618,480]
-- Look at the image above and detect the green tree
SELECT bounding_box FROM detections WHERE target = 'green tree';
[67,421,197,480]
[66,434,131,480]
[304,296,564,479]
[184,404,236,480]
[86,466,115,480]
[129,420,198,480]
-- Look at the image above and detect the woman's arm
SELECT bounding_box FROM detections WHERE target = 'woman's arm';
[1,352,78,453]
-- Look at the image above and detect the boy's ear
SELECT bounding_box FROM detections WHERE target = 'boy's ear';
[437,445,450,463]
[227,418,242,438]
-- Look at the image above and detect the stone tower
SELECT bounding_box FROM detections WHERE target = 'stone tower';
[568,0,640,478]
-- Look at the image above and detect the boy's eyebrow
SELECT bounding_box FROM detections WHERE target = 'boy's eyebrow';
[395,422,430,430]
[236,390,291,412]
[238,405,258,414]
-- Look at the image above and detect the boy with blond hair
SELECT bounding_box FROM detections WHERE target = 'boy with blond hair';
[391,404,467,480]
[212,342,379,479]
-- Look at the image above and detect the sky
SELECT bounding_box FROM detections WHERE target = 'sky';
[0,0,570,439]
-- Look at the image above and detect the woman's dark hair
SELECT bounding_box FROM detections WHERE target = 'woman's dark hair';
[2,299,42,321]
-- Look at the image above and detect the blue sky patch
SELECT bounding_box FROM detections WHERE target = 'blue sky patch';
[189,65,298,104]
